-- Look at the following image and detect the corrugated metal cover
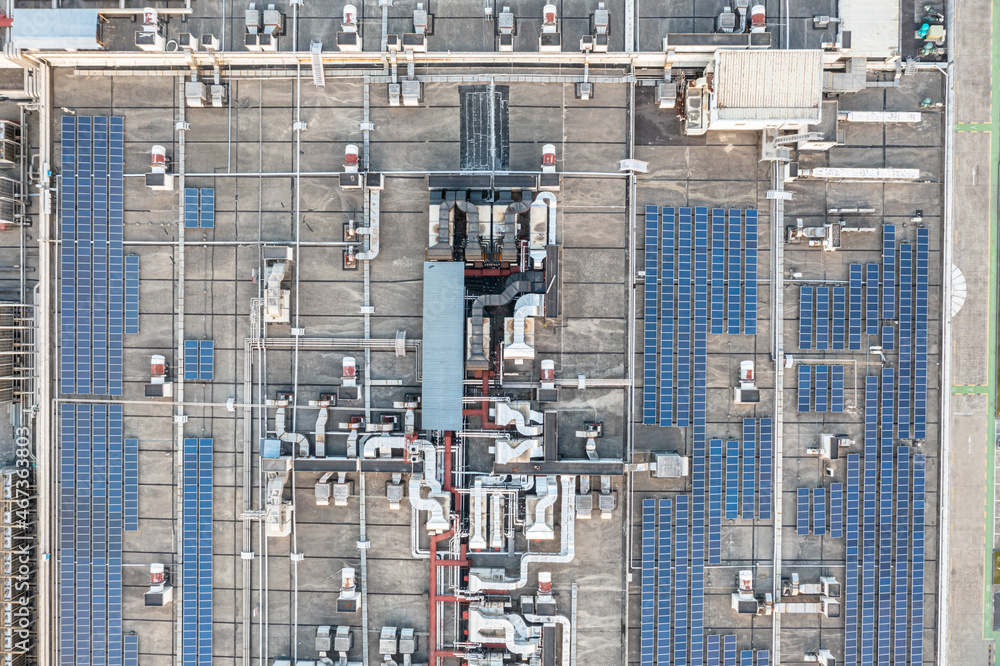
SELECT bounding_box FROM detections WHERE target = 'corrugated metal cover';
[10,9,102,50]
[840,0,900,58]
[714,50,823,121]
[421,262,465,431]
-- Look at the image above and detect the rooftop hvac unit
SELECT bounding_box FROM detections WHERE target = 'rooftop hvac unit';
[135,30,165,51]
[211,84,227,107]
[246,3,262,33]
[684,86,707,135]
[262,4,284,35]
[497,6,515,51]
[0,122,19,168]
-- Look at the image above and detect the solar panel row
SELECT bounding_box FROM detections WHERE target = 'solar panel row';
[183,438,214,665]
[123,438,138,531]
[912,453,926,665]
[849,264,863,350]
[723,634,736,666]
[813,487,826,536]
[829,482,844,539]
[660,207,675,426]
[59,116,125,397]
[866,263,879,336]
[657,499,672,664]
[758,419,773,521]
[878,369,895,664]
[59,404,125,665]
[815,286,829,350]
[799,286,813,350]
[861,376,878,665]
[725,439,739,519]
[882,226,896,319]
[744,209,757,334]
[711,209,725,334]
[798,364,811,412]
[740,419,755,520]
[727,209,741,335]
[708,440,723,564]
[845,454,861,666]
[674,496,689,664]
[643,206,658,425]
[894,448,910,665]
[677,208,692,427]
[815,364,828,413]
[898,244,913,439]
[796,488,809,535]
[123,255,139,334]
[831,365,845,413]
[640,498,655,666]
[832,285,846,350]
[914,228,929,439]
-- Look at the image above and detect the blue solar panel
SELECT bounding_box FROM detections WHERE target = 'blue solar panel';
[707,634,721,666]
[677,208,692,427]
[832,285,846,350]
[674,496,689,665]
[829,482,843,539]
[693,207,709,455]
[185,188,199,228]
[123,438,138,531]
[723,635,736,666]
[831,365,845,413]
[740,650,753,666]
[881,325,894,351]
[758,419,772,520]
[727,209,741,335]
[898,244,913,439]
[849,264,863,350]
[660,207,675,426]
[198,438,213,665]
[815,286,829,350]
[199,340,214,381]
[912,453,926,665]
[813,487,826,535]
[708,440,723,563]
[199,188,215,228]
[744,209,757,334]
[183,438,199,662]
[815,364,828,413]
[643,206,659,425]
[797,488,810,535]
[657,499,672,663]
[741,419,755,520]
[799,286,813,350]
[914,228,929,439]
[894,447,910,665]
[123,634,139,666]
[866,263,880,335]
[879,367,895,665]
[184,340,199,381]
[756,650,770,666]
[711,209,725,334]
[640,498,655,666]
[124,255,139,334]
[845,454,861,666]
[725,440,739,519]
[798,364,811,412]
[882,225,896,319]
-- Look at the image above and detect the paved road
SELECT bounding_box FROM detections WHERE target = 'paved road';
[943,0,1000,663]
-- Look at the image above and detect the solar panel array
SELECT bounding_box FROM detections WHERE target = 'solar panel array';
[740,419,755,520]
[882,226,896,319]
[123,438,138,531]
[758,419,773,520]
[674,496,688,663]
[644,205,758,427]
[796,488,809,535]
[59,404,125,665]
[715,420,771,526]
[815,364,828,413]
[831,365,845,413]
[798,286,813,350]
[866,263,879,336]
[124,255,139,334]
[841,373,927,666]
[184,340,215,381]
[184,187,215,228]
[708,440,722,564]
[833,286,846,350]
[183,437,214,665]
[815,286,829,350]
[59,116,125,396]
[813,487,826,536]
[725,439,739,519]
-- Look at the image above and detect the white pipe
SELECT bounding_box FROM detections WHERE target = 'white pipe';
[493,437,542,465]
[407,440,451,533]
[361,434,407,458]
[470,479,487,550]
[468,606,538,655]
[469,475,576,591]
[314,407,328,457]
[494,401,543,436]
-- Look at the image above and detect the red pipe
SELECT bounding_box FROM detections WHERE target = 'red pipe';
[429,433,468,666]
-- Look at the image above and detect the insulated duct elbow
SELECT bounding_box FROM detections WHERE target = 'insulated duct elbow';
[428,200,454,260]
[501,200,529,262]
[407,439,451,533]
[522,613,571,666]
[314,406,328,457]
[355,189,380,261]
[529,192,557,269]
[275,406,310,457]
[455,199,480,246]
[505,293,544,360]
[525,475,558,540]
[467,271,545,371]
